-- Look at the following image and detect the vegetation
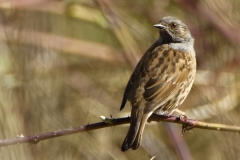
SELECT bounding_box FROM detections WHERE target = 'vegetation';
[0,0,240,159]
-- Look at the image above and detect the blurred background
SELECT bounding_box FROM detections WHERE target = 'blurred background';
[0,0,240,159]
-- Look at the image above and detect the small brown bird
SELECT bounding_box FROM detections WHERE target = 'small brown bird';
[120,16,196,151]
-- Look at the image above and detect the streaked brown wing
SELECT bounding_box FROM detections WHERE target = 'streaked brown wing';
[143,45,195,107]
[120,40,162,110]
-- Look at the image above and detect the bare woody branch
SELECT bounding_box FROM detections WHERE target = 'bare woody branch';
[0,114,240,147]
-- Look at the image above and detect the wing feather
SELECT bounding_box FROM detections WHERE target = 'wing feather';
[143,45,195,112]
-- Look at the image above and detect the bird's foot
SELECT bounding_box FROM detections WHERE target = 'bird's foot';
[179,115,195,134]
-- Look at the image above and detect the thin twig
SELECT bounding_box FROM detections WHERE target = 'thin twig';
[0,114,240,147]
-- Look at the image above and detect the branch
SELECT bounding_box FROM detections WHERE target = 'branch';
[0,114,240,147]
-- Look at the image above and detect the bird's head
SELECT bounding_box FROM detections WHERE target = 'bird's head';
[154,16,193,43]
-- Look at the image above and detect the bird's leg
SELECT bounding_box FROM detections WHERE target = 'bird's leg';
[174,109,186,116]
[167,109,185,117]
[177,110,187,124]
[173,109,187,122]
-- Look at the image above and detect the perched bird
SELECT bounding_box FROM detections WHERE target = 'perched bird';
[120,16,196,151]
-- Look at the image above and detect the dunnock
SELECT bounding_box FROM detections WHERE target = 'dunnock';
[120,16,196,151]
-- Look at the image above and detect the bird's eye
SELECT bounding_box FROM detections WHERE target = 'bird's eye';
[170,22,177,28]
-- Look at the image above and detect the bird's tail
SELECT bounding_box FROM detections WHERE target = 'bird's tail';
[121,108,150,151]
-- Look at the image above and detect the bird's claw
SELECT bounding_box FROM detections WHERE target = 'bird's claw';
[179,115,195,134]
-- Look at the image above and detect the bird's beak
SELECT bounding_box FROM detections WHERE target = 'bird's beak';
[154,24,166,29]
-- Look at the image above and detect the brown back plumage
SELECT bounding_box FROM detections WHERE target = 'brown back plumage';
[120,16,196,151]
